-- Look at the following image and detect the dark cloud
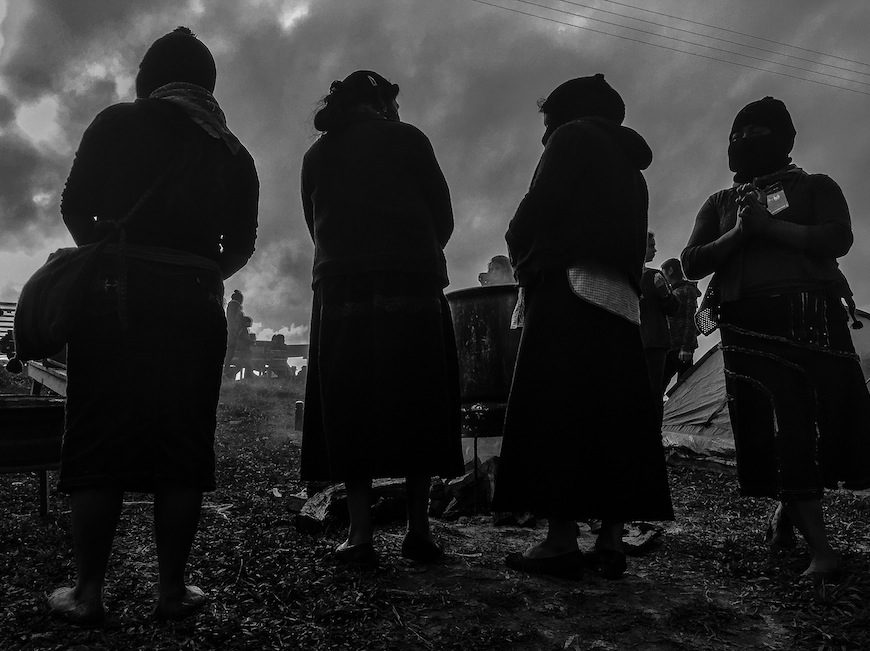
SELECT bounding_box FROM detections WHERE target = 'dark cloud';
[3,0,870,333]
[0,130,67,248]
[0,93,15,126]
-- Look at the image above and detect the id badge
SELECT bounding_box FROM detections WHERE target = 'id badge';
[764,182,789,215]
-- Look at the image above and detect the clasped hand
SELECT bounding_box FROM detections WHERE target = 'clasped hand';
[735,183,770,237]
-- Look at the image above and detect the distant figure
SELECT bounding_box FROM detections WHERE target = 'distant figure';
[51,27,258,624]
[683,96,870,579]
[493,73,673,581]
[223,289,246,376]
[234,318,254,376]
[640,232,678,407]
[661,258,701,388]
[478,255,515,286]
[300,70,462,567]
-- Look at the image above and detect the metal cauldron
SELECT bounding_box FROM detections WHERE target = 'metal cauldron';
[446,284,520,441]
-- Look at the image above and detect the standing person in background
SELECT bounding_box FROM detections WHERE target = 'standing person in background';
[682,96,870,579]
[50,27,258,624]
[300,70,463,567]
[223,289,245,377]
[493,74,673,580]
[661,257,701,389]
[640,232,678,412]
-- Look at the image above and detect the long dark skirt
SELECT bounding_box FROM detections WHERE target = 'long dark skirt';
[60,256,226,493]
[300,272,463,481]
[720,292,870,500]
[492,270,674,521]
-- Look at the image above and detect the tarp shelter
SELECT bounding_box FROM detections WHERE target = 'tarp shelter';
[662,308,870,464]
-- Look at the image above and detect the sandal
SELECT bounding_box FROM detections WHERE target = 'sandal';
[153,586,208,622]
[401,532,444,563]
[504,550,583,580]
[48,587,105,627]
[333,541,379,568]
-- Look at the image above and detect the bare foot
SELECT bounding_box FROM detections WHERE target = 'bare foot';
[154,585,208,621]
[801,551,841,577]
[48,586,105,626]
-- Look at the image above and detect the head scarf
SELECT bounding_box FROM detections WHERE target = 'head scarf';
[539,73,625,144]
[313,70,400,132]
[728,96,796,182]
[136,26,217,99]
[150,82,241,154]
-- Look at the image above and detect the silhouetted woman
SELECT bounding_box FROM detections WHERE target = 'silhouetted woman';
[493,74,673,580]
[50,27,258,624]
[300,70,462,566]
[682,97,870,579]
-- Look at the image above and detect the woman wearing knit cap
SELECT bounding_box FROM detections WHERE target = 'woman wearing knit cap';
[682,97,870,580]
[493,74,674,580]
[300,70,462,567]
[49,27,259,623]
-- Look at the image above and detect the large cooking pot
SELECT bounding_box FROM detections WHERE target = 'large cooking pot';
[446,284,520,404]
[0,395,64,471]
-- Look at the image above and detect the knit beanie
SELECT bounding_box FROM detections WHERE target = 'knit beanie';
[136,26,217,98]
[540,73,625,124]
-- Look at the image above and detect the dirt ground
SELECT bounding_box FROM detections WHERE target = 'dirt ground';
[2,375,869,650]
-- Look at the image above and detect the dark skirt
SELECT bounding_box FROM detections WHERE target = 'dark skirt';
[492,270,674,521]
[300,272,463,481]
[59,256,226,493]
[720,292,870,500]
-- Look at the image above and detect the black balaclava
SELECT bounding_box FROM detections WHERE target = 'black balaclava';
[135,26,217,99]
[539,73,625,145]
[728,96,796,182]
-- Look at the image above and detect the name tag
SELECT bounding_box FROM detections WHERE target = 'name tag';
[765,182,789,215]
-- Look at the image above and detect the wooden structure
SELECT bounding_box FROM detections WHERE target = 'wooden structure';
[0,301,15,356]
[227,340,309,380]
[0,360,67,516]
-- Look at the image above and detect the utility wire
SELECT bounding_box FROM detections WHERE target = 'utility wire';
[556,0,870,78]
[514,0,870,88]
[598,0,870,69]
[467,0,870,97]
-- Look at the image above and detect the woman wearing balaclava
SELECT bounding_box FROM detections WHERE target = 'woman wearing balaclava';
[493,74,674,580]
[49,27,259,623]
[682,97,870,580]
[300,71,462,567]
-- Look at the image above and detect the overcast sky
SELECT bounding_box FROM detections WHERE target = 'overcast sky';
[2,0,870,347]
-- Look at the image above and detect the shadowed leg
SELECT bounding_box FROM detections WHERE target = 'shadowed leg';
[783,499,840,575]
[49,486,123,623]
[342,477,373,548]
[154,484,207,619]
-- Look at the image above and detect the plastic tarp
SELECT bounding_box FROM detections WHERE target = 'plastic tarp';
[662,345,735,463]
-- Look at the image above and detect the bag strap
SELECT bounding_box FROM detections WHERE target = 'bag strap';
[97,140,193,247]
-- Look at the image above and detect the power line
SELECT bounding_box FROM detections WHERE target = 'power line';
[556,0,870,78]
[514,0,870,88]
[467,0,870,97]
[598,0,870,69]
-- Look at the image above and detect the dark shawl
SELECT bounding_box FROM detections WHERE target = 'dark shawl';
[506,117,652,291]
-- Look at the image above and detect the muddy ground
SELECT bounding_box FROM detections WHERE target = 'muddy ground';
[1,374,869,650]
